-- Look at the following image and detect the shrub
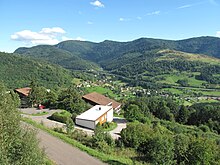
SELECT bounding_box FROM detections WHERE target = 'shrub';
[48,110,72,123]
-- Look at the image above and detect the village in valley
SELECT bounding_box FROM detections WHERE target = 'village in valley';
[15,71,220,139]
[1,0,220,164]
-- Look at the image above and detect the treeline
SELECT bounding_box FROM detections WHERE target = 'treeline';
[119,96,220,164]
[111,59,204,77]
[123,96,220,133]
[120,122,220,164]
[196,65,220,84]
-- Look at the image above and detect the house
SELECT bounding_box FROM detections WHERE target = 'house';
[14,87,31,107]
[75,105,113,130]
[82,92,121,113]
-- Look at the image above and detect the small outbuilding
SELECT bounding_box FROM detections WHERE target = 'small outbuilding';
[75,105,113,130]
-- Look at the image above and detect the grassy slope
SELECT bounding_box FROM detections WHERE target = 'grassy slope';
[157,49,220,64]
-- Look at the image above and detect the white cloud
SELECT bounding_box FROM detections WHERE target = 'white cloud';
[11,27,70,45]
[216,31,220,37]
[119,18,125,21]
[90,0,104,8]
[40,27,65,34]
[119,17,130,22]
[87,21,93,25]
[137,16,142,20]
[177,4,192,9]
[146,11,160,16]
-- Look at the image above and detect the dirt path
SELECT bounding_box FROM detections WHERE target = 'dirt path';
[37,127,106,165]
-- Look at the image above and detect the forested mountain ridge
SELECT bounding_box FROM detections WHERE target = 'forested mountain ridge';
[15,36,220,65]
[0,52,74,88]
[15,45,100,71]
[54,36,220,62]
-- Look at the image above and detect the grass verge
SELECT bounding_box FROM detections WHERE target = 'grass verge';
[32,111,49,116]
[22,117,135,165]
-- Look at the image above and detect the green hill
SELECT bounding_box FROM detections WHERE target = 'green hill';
[15,45,99,71]
[0,52,74,89]
[56,36,220,62]
[15,36,220,65]
[101,49,220,88]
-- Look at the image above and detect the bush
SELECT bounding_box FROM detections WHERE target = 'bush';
[48,110,72,123]
[199,125,210,132]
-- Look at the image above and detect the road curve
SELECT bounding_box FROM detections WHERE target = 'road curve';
[37,128,106,165]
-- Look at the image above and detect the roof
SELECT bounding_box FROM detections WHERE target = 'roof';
[15,87,31,96]
[82,92,121,109]
[76,105,112,121]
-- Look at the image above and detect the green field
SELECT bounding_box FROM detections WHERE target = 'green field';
[163,87,220,97]
[84,86,118,99]
[72,78,81,85]
[158,72,206,87]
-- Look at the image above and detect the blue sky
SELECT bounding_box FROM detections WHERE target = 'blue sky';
[0,0,220,52]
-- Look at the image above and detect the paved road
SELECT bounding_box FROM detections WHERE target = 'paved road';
[36,128,106,165]
[21,108,66,129]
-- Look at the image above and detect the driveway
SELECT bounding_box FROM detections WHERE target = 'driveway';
[109,117,127,139]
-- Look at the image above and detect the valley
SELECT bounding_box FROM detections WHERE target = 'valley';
[1,36,220,165]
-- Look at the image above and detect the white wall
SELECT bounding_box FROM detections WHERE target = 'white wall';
[75,118,95,130]
[106,108,113,122]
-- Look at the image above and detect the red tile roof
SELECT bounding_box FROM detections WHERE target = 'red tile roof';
[82,92,121,110]
[15,87,31,96]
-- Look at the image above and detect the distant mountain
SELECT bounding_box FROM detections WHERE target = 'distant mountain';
[55,36,220,62]
[15,36,220,66]
[15,45,99,71]
[0,52,74,89]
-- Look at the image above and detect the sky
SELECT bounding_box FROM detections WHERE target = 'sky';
[0,0,220,53]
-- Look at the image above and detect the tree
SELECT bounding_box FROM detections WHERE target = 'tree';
[124,104,142,122]
[66,118,74,135]
[154,101,173,121]
[57,85,87,114]
[174,134,190,164]
[177,79,189,87]
[0,83,46,164]
[187,137,220,164]
[138,135,175,165]
[28,82,47,107]
[177,105,189,124]
[39,89,58,108]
